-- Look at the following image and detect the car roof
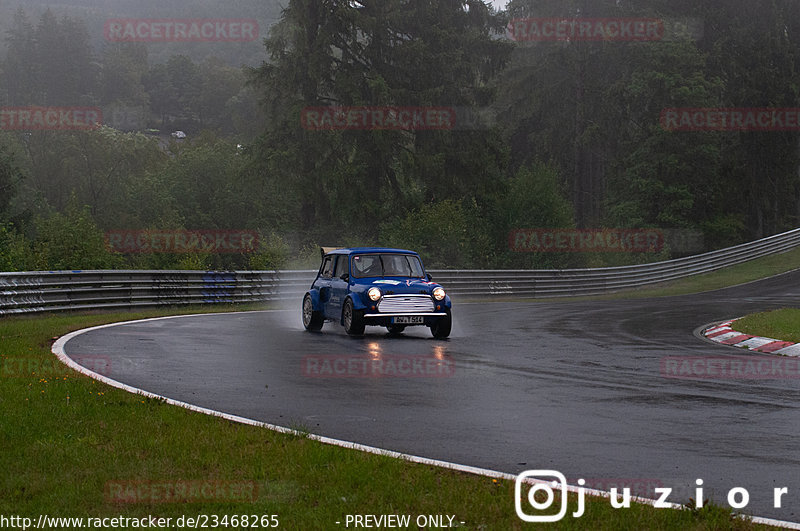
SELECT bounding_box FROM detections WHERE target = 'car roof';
[325,247,419,256]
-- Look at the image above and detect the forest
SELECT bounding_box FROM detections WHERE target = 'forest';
[1,0,799,272]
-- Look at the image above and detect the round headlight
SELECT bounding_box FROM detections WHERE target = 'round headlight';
[433,287,446,301]
[368,287,382,301]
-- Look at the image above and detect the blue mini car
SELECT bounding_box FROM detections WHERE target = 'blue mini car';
[302,247,452,338]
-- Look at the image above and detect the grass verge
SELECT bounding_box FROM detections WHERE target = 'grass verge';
[733,308,800,343]
[481,246,800,303]
[0,307,781,530]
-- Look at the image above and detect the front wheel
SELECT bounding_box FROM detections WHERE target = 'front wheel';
[430,309,451,339]
[342,298,365,335]
[302,294,323,331]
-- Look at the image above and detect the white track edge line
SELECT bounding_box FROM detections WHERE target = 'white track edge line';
[51,312,800,529]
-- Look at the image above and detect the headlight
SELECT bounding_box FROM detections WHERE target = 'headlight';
[432,287,446,301]
[368,287,382,301]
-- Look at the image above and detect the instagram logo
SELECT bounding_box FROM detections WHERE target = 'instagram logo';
[515,470,786,520]
[515,470,583,522]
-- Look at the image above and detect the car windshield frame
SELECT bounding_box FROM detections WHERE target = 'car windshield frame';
[351,253,425,279]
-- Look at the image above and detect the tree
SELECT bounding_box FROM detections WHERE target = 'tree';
[602,41,724,234]
[1,8,37,105]
[100,43,150,108]
[251,0,512,243]
[35,10,98,105]
[0,141,23,222]
[30,202,122,270]
[197,57,250,133]
[20,127,167,226]
[501,162,577,268]
[379,199,494,268]
[701,0,800,238]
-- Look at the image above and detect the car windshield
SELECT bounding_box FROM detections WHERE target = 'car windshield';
[352,254,425,278]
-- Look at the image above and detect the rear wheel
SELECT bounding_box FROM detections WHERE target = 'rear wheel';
[430,309,451,339]
[302,294,323,331]
[387,324,406,335]
[342,298,365,335]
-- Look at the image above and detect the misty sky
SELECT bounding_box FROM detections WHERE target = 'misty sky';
[491,0,509,10]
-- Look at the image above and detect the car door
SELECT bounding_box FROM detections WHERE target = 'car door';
[316,255,334,316]
[328,255,350,319]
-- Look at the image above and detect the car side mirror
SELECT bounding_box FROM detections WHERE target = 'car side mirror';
[427,273,433,281]
[340,273,350,282]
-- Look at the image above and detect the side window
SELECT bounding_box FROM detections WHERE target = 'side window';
[334,255,348,279]
[320,256,334,278]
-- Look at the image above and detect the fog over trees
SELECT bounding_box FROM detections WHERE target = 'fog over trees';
[1,0,799,271]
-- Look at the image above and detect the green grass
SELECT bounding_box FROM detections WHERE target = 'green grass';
[734,308,800,343]
[484,246,800,303]
[624,246,800,299]
[0,308,780,529]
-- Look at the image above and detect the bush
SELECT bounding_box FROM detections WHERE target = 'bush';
[501,162,578,269]
[379,199,493,268]
[0,224,34,272]
[30,204,123,271]
[248,232,289,271]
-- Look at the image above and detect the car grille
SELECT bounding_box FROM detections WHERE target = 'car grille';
[378,294,434,313]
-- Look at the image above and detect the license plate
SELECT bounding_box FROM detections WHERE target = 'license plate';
[393,316,423,324]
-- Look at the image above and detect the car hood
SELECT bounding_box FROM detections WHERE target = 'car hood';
[364,278,441,294]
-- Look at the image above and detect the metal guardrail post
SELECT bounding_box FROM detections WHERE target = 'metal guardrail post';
[1,228,800,315]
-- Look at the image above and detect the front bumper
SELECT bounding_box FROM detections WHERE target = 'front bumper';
[362,312,448,326]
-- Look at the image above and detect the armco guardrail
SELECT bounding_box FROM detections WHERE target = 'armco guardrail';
[2,228,800,316]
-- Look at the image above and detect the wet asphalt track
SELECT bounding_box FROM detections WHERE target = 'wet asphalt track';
[62,270,800,522]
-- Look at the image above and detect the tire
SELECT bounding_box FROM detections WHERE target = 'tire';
[387,324,406,335]
[430,309,451,339]
[342,298,365,335]
[302,294,323,331]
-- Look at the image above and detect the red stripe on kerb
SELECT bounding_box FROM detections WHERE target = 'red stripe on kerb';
[720,334,753,345]
[754,341,795,353]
